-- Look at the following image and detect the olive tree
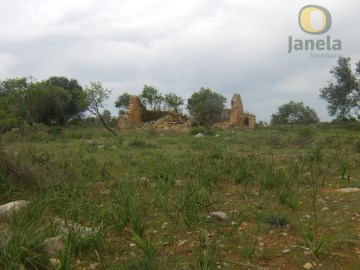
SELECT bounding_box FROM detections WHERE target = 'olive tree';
[85,81,117,135]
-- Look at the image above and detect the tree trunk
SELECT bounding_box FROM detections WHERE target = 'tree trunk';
[98,115,117,136]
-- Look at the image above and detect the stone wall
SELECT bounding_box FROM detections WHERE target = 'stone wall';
[118,93,255,130]
[117,96,182,129]
[214,93,255,129]
[118,96,146,128]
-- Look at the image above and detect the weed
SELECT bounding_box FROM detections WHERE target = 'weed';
[197,229,214,270]
[131,233,156,259]
[174,184,212,228]
[300,229,329,257]
[264,214,288,227]
[241,238,257,263]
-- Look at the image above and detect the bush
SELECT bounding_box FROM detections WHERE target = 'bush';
[47,126,63,136]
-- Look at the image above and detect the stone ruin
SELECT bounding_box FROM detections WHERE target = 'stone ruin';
[228,94,256,129]
[117,93,255,130]
[117,96,189,131]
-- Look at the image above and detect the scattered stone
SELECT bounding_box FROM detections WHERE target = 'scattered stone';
[43,236,64,256]
[303,215,311,220]
[0,200,30,219]
[88,263,99,270]
[99,188,111,195]
[209,211,228,221]
[178,240,188,246]
[84,140,96,146]
[49,258,61,268]
[129,243,136,247]
[321,207,330,212]
[336,188,360,193]
[139,176,150,183]
[195,133,205,138]
[317,198,325,204]
[282,249,290,253]
[175,180,183,187]
[52,218,93,238]
[303,262,313,269]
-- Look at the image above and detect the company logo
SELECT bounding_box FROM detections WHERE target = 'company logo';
[298,5,332,35]
[288,4,342,57]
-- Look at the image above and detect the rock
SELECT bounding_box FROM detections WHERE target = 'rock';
[178,240,188,246]
[317,198,325,204]
[175,180,183,187]
[88,263,99,270]
[194,133,205,138]
[52,218,93,238]
[99,188,111,195]
[43,236,64,256]
[0,200,30,218]
[210,211,228,221]
[49,258,61,268]
[303,262,313,269]
[321,207,329,212]
[139,176,150,183]
[336,188,360,193]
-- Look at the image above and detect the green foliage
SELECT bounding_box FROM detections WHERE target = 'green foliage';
[301,229,329,257]
[0,110,22,133]
[85,82,117,135]
[47,126,63,136]
[320,56,360,119]
[240,238,257,263]
[102,109,112,125]
[187,87,226,127]
[114,92,131,114]
[44,76,87,124]
[271,101,319,125]
[140,85,163,111]
[264,214,288,227]
[197,230,214,270]
[0,76,87,127]
[163,92,184,113]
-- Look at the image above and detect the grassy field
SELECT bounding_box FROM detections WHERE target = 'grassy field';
[1,124,360,269]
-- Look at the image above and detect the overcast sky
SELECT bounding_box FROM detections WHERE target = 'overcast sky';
[1,0,359,122]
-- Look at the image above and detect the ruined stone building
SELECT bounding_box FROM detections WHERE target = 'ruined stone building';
[214,94,256,129]
[117,93,255,130]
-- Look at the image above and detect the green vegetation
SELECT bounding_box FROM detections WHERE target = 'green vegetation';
[1,124,360,269]
[271,101,319,125]
[187,87,226,126]
[320,56,360,120]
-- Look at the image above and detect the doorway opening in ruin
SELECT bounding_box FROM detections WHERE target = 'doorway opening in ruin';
[244,117,249,127]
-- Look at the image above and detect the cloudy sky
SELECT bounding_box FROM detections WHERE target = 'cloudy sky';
[1,0,359,122]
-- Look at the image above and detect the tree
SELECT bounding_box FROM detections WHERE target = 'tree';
[85,81,117,135]
[102,109,112,125]
[320,57,360,119]
[29,82,71,125]
[164,92,184,112]
[187,87,226,126]
[270,101,319,125]
[0,77,37,127]
[115,92,131,114]
[0,76,87,127]
[44,76,87,124]
[140,85,163,110]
